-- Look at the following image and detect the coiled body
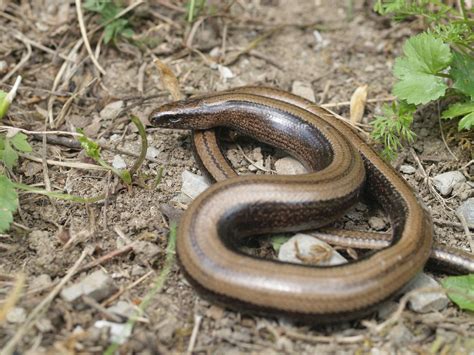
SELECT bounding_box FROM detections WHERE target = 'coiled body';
[151,87,433,321]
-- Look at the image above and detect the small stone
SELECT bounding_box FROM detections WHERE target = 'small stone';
[94,320,132,344]
[368,216,387,231]
[432,171,466,196]
[291,81,315,102]
[402,273,449,313]
[252,147,263,161]
[112,155,127,169]
[389,323,414,347]
[365,65,375,72]
[181,170,211,199]
[146,146,160,159]
[275,157,306,175]
[0,60,8,73]
[400,165,416,174]
[278,234,347,266]
[133,241,160,260]
[419,128,429,137]
[217,65,234,81]
[206,305,225,320]
[226,149,241,167]
[100,101,124,120]
[159,320,178,344]
[7,307,26,323]
[457,198,474,225]
[29,274,52,291]
[107,301,136,320]
[131,264,146,277]
[35,318,54,332]
[61,270,117,305]
[248,164,258,172]
[23,161,43,177]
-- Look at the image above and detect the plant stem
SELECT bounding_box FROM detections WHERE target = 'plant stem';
[12,181,105,203]
[129,115,147,176]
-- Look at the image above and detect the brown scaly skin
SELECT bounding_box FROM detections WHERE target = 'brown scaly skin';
[150,88,432,322]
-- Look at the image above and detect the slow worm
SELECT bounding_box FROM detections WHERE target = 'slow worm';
[151,87,434,322]
[190,87,474,276]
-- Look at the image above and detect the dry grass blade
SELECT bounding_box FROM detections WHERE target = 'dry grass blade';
[2,246,92,355]
[74,0,106,75]
[0,273,25,324]
[350,84,368,124]
[154,59,183,100]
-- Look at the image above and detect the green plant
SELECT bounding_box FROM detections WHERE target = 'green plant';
[0,77,152,233]
[83,0,135,43]
[371,1,474,159]
[185,0,207,22]
[441,274,474,311]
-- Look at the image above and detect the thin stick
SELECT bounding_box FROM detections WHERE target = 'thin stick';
[456,211,474,253]
[1,35,32,84]
[1,246,92,355]
[437,103,459,161]
[20,153,108,171]
[76,243,135,273]
[187,314,203,354]
[321,96,395,108]
[75,0,106,75]
[101,270,154,307]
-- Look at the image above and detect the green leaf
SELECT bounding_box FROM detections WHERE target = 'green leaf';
[451,52,474,100]
[442,101,474,119]
[442,101,474,131]
[459,111,474,130]
[0,175,19,233]
[393,33,452,105]
[270,235,290,253]
[10,132,32,153]
[119,170,132,185]
[0,90,9,119]
[104,25,115,44]
[77,129,101,160]
[1,140,18,169]
[441,274,474,311]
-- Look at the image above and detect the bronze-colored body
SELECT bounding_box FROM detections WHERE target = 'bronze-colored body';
[190,87,474,276]
[151,87,434,321]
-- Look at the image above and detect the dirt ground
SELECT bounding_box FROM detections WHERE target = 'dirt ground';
[1,0,473,353]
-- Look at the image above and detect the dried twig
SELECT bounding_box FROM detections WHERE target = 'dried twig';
[1,35,32,84]
[321,96,396,108]
[74,0,106,75]
[2,246,93,355]
[20,153,108,171]
[76,243,136,273]
[187,314,203,354]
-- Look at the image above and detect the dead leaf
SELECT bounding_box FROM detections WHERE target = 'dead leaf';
[153,59,183,100]
[350,84,368,124]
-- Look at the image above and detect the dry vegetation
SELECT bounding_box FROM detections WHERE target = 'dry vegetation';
[0,0,473,354]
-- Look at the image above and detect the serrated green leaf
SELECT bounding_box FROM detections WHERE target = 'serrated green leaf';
[458,112,474,130]
[0,175,19,233]
[393,71,448,105]
[1,140,18,169]
[451,52,474,100]
[441,274,474,311]
[393,33,452,105]
[10,132,32,153]
[442,101,474,119]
